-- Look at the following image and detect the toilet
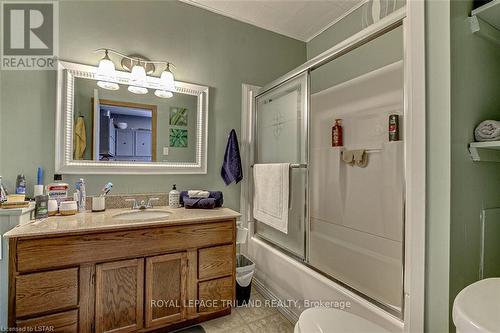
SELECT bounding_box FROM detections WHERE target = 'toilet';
[294,308,389,333]
[453,278,500,333]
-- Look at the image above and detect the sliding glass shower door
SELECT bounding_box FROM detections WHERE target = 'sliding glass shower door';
[309,26,404,312]
[253,72,308,260]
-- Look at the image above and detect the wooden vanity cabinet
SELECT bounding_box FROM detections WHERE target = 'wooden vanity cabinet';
[8,219,236,333]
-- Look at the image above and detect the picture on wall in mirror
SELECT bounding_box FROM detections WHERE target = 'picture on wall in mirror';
[170,128,188,148]
[169,107,188,126]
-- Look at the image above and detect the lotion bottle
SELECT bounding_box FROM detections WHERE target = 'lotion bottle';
[169,184,180,208]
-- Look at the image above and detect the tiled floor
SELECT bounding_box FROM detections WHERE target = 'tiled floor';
[200,289,295,333]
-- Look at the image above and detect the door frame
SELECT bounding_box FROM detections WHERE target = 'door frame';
[91,98,158,161]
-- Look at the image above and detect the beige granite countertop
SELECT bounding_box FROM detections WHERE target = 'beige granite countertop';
[4,206,241,239]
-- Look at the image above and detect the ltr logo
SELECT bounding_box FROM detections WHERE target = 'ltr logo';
[1,1,58,70]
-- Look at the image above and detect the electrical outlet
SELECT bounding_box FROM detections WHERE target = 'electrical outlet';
[163,147,169,155]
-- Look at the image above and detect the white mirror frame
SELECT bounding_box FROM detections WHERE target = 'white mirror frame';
[55,61,208,174]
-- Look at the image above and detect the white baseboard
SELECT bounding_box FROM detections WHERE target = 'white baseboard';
[252,277,300,324]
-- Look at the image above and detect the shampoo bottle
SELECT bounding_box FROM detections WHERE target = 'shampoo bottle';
[169,184,180,208]
[332,119,343,147]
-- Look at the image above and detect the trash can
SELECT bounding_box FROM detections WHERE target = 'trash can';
[236,254,255,306]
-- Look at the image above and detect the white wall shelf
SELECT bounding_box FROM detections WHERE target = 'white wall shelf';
[469,0,500,45]
[469,141,500,162]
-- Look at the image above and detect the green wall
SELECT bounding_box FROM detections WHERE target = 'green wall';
[0,0,306,210]
[449,0,500,331]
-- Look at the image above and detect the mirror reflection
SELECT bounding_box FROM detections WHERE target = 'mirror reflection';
[73,78,198,163]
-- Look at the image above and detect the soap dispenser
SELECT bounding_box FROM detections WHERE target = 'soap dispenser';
[169,184,180,208]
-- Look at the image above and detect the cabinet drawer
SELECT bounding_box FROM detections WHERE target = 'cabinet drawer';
[16,268,78,318]
[198,277,233,313]
[198,245,234,280]
[17,221,234,272]
[16,310,78,332]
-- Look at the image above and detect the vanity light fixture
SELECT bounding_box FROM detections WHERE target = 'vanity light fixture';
[96,50,119,91]
[94,49,176,97]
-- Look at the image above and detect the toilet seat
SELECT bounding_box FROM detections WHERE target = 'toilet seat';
[294,308,389,333]
[452,278,500,333]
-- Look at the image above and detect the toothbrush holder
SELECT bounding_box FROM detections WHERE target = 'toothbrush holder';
[92,196,106,212]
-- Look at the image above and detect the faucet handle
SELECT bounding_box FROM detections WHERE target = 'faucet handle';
[125,198,138,209]
[147,197,159,208]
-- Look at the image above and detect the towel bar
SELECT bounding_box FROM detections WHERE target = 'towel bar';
[251,163,307,169]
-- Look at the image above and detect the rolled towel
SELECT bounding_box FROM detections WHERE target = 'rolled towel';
[188,190,210,198]
[184,198,216,209]
[180,191,223,207]
[475,120,500,142]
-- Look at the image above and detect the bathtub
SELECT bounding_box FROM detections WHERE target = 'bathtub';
[244,230,404,332]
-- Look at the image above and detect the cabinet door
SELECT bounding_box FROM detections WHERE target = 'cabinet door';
[198,277,233,313]
[145,253,187,328]
[115,130,134,156]
[95,259,144,333]
[135,130,152,157]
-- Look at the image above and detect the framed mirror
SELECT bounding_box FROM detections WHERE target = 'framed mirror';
[56,61,208,174]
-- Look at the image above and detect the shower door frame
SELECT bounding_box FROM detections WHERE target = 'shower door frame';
[252,72,310,261]
[241,1,425,331]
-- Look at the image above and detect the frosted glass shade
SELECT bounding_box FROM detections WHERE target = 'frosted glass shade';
[159,69,175,92]
[128,85,148,94]
[129,65,147,86]
[97,81,119,90]
[96,56,118,90]
[154,90,173,98]
[97,58,116,80]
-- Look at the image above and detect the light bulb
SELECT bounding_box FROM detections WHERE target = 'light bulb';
[155,90,173,98]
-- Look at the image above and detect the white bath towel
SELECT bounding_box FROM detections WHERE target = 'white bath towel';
[475,120,500,142]
[253,163,289,234]
[188,190,210,198]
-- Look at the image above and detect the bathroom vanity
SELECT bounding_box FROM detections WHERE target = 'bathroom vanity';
[5,207,240,332]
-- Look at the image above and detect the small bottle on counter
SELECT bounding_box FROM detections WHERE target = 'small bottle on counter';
[169,184,180,208]
[35,195,49,219]
[0,176,7,202]
[47,174,69,206]
[389,114,400,141]
[332,119,343,147]
[77,178,86,211]
[15,174,26,195]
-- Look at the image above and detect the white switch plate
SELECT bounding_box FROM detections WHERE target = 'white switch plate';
[163,147,169,155]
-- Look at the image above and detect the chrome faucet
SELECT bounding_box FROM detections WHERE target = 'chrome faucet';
[125,197,159,210]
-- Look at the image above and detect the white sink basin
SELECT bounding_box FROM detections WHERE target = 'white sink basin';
[112,209,172,222]
[453,278,500,333]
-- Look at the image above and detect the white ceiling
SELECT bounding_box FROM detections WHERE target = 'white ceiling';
[180,0,365,42]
